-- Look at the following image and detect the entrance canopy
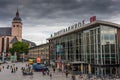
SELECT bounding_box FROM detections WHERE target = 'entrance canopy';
[70,61,85,64]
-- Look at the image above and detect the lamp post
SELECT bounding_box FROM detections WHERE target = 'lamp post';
[14,52,17,62]
[2,51,4,63]
[23,53,24,63]
[45,48,48,65]
[1,36,5,62]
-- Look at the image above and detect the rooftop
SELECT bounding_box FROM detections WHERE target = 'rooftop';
[0,27,11,36]
[47,20,120,40]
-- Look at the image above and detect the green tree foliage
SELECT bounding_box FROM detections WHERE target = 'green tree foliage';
[9,41,29,55]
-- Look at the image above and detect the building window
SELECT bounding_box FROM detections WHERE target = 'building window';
[13,25,15,27]
[2,38,4,52]
[101,25,118,65]
[6,38,9,53]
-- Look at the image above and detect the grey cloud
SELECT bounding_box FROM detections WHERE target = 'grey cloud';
[0,0,120,44]
[23,0,118,18]
[0,0,120,27]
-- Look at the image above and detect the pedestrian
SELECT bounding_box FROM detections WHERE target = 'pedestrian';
[0,67,1,72]
[72,75,76,80]
[47,69,50,75]
[25,64,27,67]
[21,67,23,71]
[16,67,18,71]
[11,68,14,73]
[42,69,45,76]
[50,72,52,80]
[53,67,55,73]
[28,66,31,71]
[44,71,46,76]
[13,64,15,66]
[23,67,25,71]
[65,70,69,78]
[10,65,12,68]
[7,65,9,69]
[2,66,4,69]
[13,67,16,73]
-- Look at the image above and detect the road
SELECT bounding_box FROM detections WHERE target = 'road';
[0,62,71,80]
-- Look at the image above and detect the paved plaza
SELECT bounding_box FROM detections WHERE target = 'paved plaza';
[0,62,120,80]
[0,62,71,80]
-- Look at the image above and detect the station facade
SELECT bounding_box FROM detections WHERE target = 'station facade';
[48,19,120,75]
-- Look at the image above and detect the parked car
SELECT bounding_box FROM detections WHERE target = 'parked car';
[28,59,34,65]
[32,63,48,71]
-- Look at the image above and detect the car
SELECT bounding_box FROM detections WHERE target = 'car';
[28,59,34,65]
[32,63,48,71]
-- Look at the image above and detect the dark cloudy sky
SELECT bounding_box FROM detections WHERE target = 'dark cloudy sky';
[0,0,120,45]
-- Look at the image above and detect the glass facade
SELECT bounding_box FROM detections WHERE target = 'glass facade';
[49,24,119,75]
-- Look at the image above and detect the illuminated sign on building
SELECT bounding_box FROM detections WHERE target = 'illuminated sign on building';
[90,16,96,23]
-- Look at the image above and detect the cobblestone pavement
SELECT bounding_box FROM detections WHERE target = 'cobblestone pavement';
[0,62,71,80]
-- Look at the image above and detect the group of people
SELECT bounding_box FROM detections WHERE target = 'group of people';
[0,63,73,80]
[10,64,18,73]
[0,64,18,73]
[21,64,33,75]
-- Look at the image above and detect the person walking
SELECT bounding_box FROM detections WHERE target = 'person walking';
[7,65,9,69]
[66,70,69,78]
[0,67,1,72]
[50,72,52,80]
[71,75,76,80]
[13,67,15,73]
[47,69,50,75]
[42,69,45,76]
[53,67,55,73]
[2,66,4,69]
[11,68,14,73]
[16,66,18,71]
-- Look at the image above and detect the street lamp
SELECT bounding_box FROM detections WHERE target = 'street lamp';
[23,53,24,62]
[2,51,4,63]
[1,36,5,62]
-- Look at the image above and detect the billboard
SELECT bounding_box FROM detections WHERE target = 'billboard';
[56,44,64,54]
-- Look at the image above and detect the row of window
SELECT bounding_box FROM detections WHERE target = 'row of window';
[50,25,118,65]
[13,25,21,27]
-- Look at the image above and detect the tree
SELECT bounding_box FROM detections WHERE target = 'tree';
[9,41,29,60]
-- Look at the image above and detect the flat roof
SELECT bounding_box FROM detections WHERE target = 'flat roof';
[47,20,120,40]
[29,43,49,49]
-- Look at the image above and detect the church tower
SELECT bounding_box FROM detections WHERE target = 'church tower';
[11,9,22,41]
